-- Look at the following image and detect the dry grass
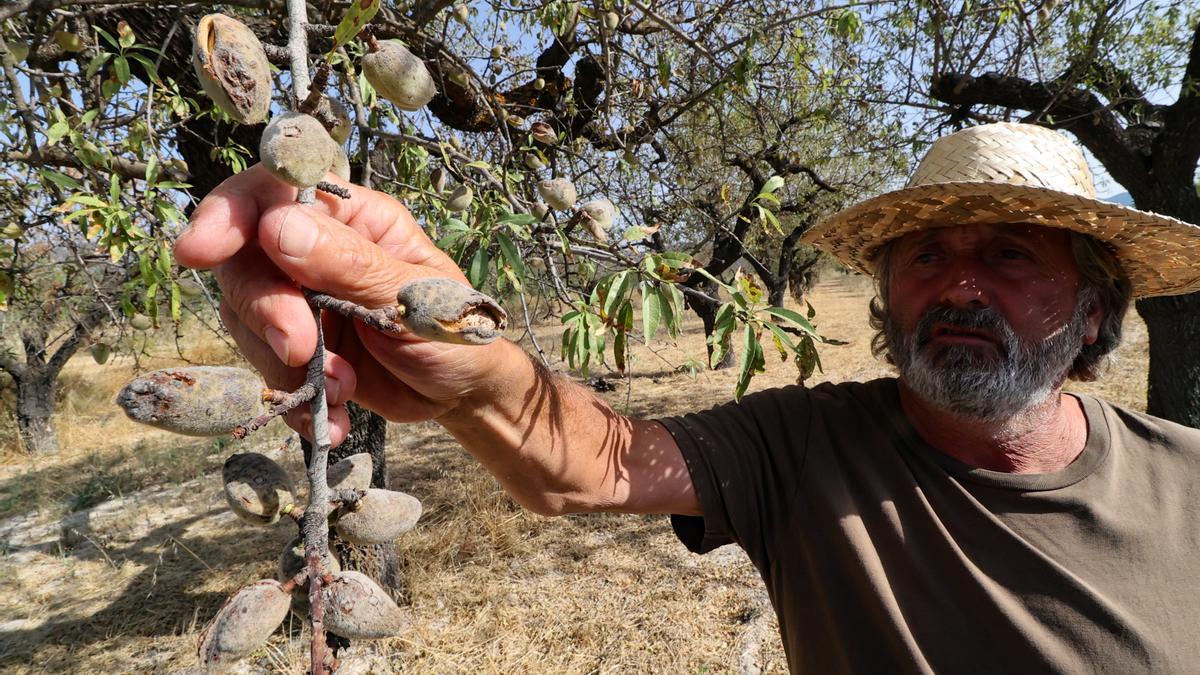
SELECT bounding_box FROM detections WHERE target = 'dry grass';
[0,274,1149,673]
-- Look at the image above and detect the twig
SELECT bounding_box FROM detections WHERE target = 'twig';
[284,0,332,671]
[301,306,333,674]
[231,383,318,438]
[303,290,404,334]
[316,181,351,199]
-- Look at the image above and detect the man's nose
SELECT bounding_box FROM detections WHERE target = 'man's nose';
[939,263,989,309]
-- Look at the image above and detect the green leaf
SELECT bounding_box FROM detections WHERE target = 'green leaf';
[170,282,182,322]
[496,232,526,282]
[756,191,781,207]
[128,53,160,83]
[657,49,673,88]
[689,266,731,292]
[152,181,191,190]
[659,251,694,267]
[113,55,130,85]
[760,207,781,235]
[642,283,665,342]
[708,302,737,369]
[760,175,784,195]
[764,321,797,360]
[156,241,172,278]
[330,0,382,54]
[67,194,108,208]
[614,326,628,373]
[602,270,634,321]
[46,121,69,144]
[41,170,81,190]
[85,52,112,78]
[763,306,817,335]
[734,324,765,401]
[94,26,120,49]
[665,283,685,338]
[794,336,821,382]
[467,245,489,288]
[618,300,634,331]
[498,211,538,227]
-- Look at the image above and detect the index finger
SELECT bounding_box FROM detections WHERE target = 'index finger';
[176,164,459,275]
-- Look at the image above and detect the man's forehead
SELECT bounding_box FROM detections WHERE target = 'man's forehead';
[895,223,1070,248]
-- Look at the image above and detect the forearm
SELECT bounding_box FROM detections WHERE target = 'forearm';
[436,339,684,516]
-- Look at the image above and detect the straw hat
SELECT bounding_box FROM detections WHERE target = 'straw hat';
[800,122,1200,298]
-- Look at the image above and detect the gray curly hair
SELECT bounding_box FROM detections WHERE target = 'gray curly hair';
[868,231,1132,382]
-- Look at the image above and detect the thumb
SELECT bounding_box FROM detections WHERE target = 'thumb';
[259,202,429,308]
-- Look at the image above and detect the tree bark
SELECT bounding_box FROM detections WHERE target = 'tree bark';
[1138,294,1200,427]
[14,369,58,454]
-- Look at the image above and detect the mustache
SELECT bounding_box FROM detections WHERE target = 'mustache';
[913,305,1016,356]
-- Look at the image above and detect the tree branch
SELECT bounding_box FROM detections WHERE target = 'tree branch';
[930,70,1152,197]
[1158,19,1200,186]
[5,147,190,183]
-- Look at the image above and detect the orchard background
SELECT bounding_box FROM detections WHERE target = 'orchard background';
[0,0,1196,671]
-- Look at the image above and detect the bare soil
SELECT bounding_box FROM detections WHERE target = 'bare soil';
[0,274,1149,673]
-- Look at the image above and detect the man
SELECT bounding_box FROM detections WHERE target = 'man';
[177,122,1200,671]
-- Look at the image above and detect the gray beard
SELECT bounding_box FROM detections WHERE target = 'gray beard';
[885,294,1092,422]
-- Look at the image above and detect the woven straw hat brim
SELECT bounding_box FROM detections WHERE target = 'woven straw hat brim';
[801,180,1200,298]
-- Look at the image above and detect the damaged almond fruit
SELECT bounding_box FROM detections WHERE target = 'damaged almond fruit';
[328,453,374,491]
[323,571,410,640]
[197,579,293,671]
[260,112,338,188]
[445,185,473,212]
[395,278,507,344]
[223,452,297,525]
[334,488,423,545]
[537,177,577,211]
[277,536,340,617]
[317,96,352,144]
[90,343,110,365]
[191,14,272,124]
[579,198,617,230]
[362,40,436,112]
[331,146,351,182]
[177,279,205,298]
[116,366,266,436]
[530,121,557,145]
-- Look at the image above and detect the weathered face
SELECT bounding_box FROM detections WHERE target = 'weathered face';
[883,223,1103,420]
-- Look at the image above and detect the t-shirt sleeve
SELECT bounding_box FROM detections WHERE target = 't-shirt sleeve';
[656,385,811,557]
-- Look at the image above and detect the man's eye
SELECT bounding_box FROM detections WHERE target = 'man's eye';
[913,252,939,265]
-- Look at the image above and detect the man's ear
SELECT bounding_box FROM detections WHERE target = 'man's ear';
[1083,292,1103,346]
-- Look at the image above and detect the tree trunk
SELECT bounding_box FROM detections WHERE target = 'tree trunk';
[14,368,59,454]
[1136,292,1200,428]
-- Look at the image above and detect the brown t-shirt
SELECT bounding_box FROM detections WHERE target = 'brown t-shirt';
[660,378,1200,673]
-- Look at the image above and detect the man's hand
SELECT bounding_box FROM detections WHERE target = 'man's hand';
[175,165,508,444]
[177,164,699,517]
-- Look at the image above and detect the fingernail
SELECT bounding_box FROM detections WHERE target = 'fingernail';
[326,377,341,404]
[277,208,318,258]
[264,326,290,364]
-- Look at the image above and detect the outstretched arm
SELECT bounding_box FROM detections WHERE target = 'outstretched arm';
[176,166,700,516]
